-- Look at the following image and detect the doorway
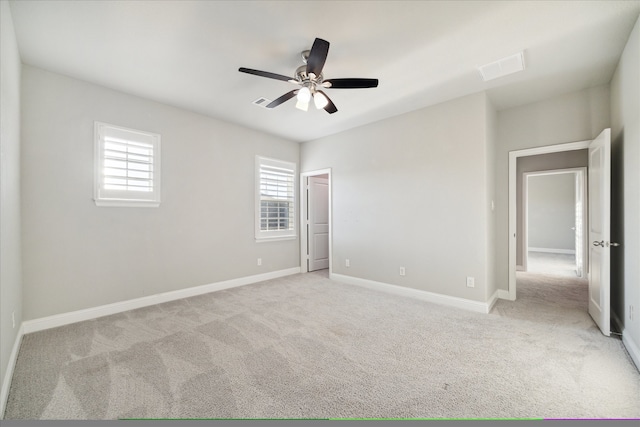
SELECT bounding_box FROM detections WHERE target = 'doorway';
[507,140,590,300]
[508,130,612,337]
[300,169,332,274]
[523,168,587,278]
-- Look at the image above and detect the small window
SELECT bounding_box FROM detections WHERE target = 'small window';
[94,122,161,207]
[256,156,296,241]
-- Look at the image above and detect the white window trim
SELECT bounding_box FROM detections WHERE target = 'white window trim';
[255,156,297,242]
[94,122,161,208]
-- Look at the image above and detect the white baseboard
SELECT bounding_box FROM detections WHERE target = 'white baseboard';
[497,289,512,300]
[528,247,576,255]
[516,265,524,271]
[22,267,300,334]
[623,332,640,373]
[1,323,24,419]
[331,273,492,314]
[487,290,500,312]
[612,310,640,373]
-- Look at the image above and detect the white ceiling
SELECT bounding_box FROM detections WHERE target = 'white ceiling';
[8,0,640,142]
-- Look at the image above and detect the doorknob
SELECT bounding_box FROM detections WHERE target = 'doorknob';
[593,241,621,247]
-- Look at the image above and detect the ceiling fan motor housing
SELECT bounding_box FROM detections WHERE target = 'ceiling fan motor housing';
[294,64,323,84]
[294,65,308,81]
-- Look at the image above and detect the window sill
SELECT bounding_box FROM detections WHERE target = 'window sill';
[94,199,160,208]
[255,236,297,243]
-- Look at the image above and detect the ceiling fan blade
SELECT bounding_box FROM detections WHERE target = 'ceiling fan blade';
[306,38,330,77]
[317,90,337,114]
[238,67,292,82]
[323,78,379,89]
[266,90,298,108]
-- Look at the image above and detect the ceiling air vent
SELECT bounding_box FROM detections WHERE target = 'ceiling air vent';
[478,51,525,82]
[252,97,272,108]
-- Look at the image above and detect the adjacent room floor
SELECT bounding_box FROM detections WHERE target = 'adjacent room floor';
[4,271,639,420]
[526,251,579,277]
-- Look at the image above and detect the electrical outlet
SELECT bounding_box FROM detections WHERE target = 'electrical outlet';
[12,311,15,329]
[399,266,406,276]
[345,259,350,267]
[257,258,262,266]
[466,277,475,288]
[630,305,635,321]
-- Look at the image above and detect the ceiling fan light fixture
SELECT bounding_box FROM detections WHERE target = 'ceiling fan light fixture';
[297,86,311,103]
[295,98,309,111]
[313,91,329,109]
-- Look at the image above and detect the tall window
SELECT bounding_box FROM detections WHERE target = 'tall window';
[94,122,161,207]
[256,156,296,240]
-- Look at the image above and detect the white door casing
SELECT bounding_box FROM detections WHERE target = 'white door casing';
[522,168,586,277]
[508,140,591,301]
[588,128,611,337]
[575,171,585,278]
[308,177,329,271]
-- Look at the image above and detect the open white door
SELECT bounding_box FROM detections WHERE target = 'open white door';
[308,177,329,271]
[588,128,611,336]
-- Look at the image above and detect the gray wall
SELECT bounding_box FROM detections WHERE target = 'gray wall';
[0,0,23,407]
[302,92,493,302]
[495,85,610,290]
[527,173,576,251]
[611,15,640,365]
[21,66,300,320]
[516,150,588,265]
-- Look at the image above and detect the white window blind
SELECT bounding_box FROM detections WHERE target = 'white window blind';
[256,157,296,240]
[103,138,153,192]
[94,122,161,207]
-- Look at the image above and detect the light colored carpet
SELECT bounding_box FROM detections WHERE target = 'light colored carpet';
[527,251,578,277]
[4,270,640,420]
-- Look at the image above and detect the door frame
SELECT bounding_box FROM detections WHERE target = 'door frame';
[300,168,332,274]
[522,167,588,277]
[507,140,590,300]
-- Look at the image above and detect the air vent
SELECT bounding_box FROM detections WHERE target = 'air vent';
[252,97,272,108]
[478,51,525,82]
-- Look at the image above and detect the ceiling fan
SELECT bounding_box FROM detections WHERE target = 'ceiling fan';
[239,38,378,114]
